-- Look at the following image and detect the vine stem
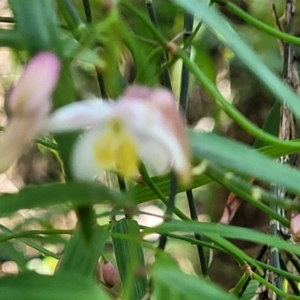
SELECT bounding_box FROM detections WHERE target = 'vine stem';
[121,0,300,150]
[214,0,300,46]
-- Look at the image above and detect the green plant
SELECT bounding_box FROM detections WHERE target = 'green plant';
[0,0,300,299]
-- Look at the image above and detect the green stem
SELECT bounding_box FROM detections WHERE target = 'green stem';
[163,232,221,251]
[121,0,300,150]
[0,224,59,259]
[231,273,248,295]
[215,0,300,46]
[0,229,72,243]
[0,29,22,49]
[252,272,300,299]
[120,0,166,45]
[206,164,290,227]
[138,164,190,221]
[35,137,58,151]
[177,49,300,150]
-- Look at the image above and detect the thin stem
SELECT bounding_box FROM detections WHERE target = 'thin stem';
[0,229,72,243]
[82,0,92,23]
[57,0,85,39]
[0,29,22,49]
[186,190,208,276]
[120,0,166,45]
[157,173,177,251]
[0,16,14,23]
[214,0,300,47]
[0,224,59,259]
[177,49,300,150]
[251,272,298,300]
[138,164,189,221]
[286,252,300,274]
[279,255,300,296]
[179,10,208,276]
[179,12,193,113]
[206,164,290,227]
[81,0,108,98]
[231,273,248,296]
[145,0,172,89]
[164,232,221,251]
[269,185,284,294]
[256,259,300,283]
[35,137,58,151]
[239,245,268,297]
[121,0,300,150]
[62,0,83,27]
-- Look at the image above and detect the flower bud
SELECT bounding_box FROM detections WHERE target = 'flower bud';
[96,261,119,288]
[290,214,300,242]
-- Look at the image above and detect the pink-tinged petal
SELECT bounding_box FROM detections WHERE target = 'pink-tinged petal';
[0,117,39,173]
[0,52,60,173]
[40,100,113,133]
[8,52,60,117]
[291,214,300,242]
[119,86,191,183]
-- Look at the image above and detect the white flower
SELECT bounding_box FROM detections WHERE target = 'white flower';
[42,85,191,183]
[0,52,60,173]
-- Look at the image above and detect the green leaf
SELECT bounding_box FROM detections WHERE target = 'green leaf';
[240,280,260,300]
[129,173,211,204]
[191,131,300,194]
[112,218,147,300]
[171,0,300,119]
[150,220,300,256]
[0,182,125,217]
[56,225,109,277]
[253,101,280,149]
[9,0,61,54]
[258,142,300,158]
[152,253,238,300]
[0,272,110,300]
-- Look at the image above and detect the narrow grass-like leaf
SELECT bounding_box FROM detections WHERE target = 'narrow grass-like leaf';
[129,173,211,203]
[112,218,147,300]
[0,225,59,258]
[56,225,109,277]
[150,220,300,256]
[0,272,110,300]
[171,0,300,119]
[190,131,300,194]
[253,101,280,149]
[0,182,125,217]
[152,253,238,300]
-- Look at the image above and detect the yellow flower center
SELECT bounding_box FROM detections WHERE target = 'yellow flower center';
[93,118,139,177]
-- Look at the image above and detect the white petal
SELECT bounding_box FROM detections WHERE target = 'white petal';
[136,126,187,175]
[40,99,113,133]
[115,99,188,176]
[71,128,104,181]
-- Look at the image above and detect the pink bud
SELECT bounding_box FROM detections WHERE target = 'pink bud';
[290,214,300,242]
[102,262,119,287]
[8,52,60,117]
[0,52,60,173]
